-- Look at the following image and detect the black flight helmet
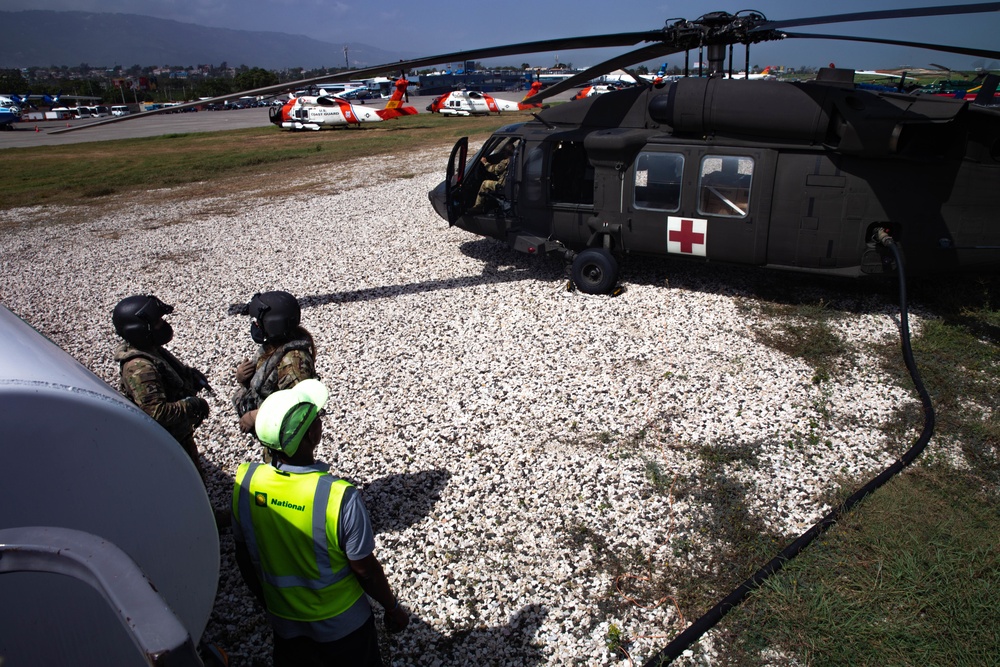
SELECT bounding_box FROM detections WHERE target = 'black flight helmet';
[248,291,301,344]
[113,295,175,347]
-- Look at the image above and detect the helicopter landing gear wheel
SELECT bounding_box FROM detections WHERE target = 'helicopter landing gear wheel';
[571,248,619,295]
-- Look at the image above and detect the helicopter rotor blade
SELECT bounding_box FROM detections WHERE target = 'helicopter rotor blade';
[52,31,666,133]
[524,42,682,103]
[754,2,1000,31]
[781,32,1000,62]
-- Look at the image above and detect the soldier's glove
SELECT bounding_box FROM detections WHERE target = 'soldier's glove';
[185,396,210,424]
[235,359,256,385]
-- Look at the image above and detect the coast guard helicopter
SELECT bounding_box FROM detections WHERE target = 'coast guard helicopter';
[427,4,1000,294]
[270,76,417,130]
[426,81,544,116]
[571,83,624,100]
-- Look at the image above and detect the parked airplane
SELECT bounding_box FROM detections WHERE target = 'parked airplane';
[270,76,417,130]
[0,95,24,129]
[426,81,544,116]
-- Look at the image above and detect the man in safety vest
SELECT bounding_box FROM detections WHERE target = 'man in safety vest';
[232,379,409,665]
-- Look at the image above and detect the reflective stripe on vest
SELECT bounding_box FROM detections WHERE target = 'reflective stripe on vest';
[235,462,364,620]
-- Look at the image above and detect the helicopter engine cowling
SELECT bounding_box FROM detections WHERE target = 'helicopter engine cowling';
[650,77,833,143]
[650,76,968,158]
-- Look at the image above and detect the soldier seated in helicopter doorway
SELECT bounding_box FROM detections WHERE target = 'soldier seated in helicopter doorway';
[468,139,519,214]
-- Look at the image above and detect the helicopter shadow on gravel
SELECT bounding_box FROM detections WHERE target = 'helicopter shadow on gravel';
[224,240,553,316]
[623,253,1000,332]
[620,252,912,316]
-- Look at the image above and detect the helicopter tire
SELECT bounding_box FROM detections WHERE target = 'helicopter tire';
[571,248,619,295]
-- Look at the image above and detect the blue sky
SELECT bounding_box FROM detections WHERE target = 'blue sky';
[2,0,997,71]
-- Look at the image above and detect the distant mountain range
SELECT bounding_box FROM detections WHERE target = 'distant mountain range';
[0,11,414,70]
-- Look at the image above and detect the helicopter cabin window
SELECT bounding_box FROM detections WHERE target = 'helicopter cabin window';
[633,152,683,212]
[549,141,594,205]
[523,145,545,203]
[698,156,753,217]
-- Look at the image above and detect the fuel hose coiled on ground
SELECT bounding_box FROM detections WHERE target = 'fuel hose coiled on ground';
[643,230,935,666]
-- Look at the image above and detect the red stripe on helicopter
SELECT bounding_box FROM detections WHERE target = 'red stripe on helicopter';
[337,99,359,124]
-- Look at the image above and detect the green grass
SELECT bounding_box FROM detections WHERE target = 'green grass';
[0,112,524,210]
[590,275,999,666]
[715,274,1000,666]
[730,468,1000,666]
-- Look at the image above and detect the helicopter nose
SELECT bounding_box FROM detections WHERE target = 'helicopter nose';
[428,181,448,220]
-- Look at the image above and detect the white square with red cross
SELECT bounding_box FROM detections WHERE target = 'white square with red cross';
[667,216,707,256]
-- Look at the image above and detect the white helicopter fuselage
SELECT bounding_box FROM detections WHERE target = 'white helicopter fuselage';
[281,95,384,130]
[430,90,529,116]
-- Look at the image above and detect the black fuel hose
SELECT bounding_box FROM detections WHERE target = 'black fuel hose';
[643,235,935,666]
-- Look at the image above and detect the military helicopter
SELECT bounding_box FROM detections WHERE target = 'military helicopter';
[425,81,545,116]
[425,4,1000,293]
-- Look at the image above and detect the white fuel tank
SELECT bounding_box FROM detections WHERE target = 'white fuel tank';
[0,305,218,666]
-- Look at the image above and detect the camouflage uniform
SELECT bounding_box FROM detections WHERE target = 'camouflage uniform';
[472,156,510,211]
[253,344,316,397]
[233,339,317,419]
[115,342,207,467]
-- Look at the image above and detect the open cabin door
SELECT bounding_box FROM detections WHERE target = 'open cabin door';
[445,137,469,226]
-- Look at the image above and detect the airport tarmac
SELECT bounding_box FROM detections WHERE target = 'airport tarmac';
[0,91,578,149]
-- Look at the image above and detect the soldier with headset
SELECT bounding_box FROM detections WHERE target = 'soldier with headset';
[112,294,212,471]
[232,379,408,666]
[232,290,318,435]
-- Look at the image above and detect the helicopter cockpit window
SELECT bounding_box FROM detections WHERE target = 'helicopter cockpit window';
[634,152,683,212]
[698,156,753,217]
[549,141,594,205]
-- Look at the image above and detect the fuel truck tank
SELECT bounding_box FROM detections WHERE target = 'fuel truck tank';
[0,305,219,666]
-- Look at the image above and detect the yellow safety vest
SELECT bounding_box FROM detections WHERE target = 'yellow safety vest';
[233,462,365,621]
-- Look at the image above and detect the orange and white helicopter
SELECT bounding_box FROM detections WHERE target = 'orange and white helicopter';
[269,77,417,131]
[571,83,625,100]
[426,81,543,116]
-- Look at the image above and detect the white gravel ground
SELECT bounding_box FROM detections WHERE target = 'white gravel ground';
[0,147,920,666]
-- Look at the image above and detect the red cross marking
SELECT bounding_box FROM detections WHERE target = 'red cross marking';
[669,218,705,254]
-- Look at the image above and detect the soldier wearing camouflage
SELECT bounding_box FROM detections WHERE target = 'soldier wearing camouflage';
[233,291,318,434]
[112,295,211,469]
[470,140,517,213]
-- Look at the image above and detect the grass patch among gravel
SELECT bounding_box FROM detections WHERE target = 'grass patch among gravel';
[728,467,1000,666]
[713,274,1000,666]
